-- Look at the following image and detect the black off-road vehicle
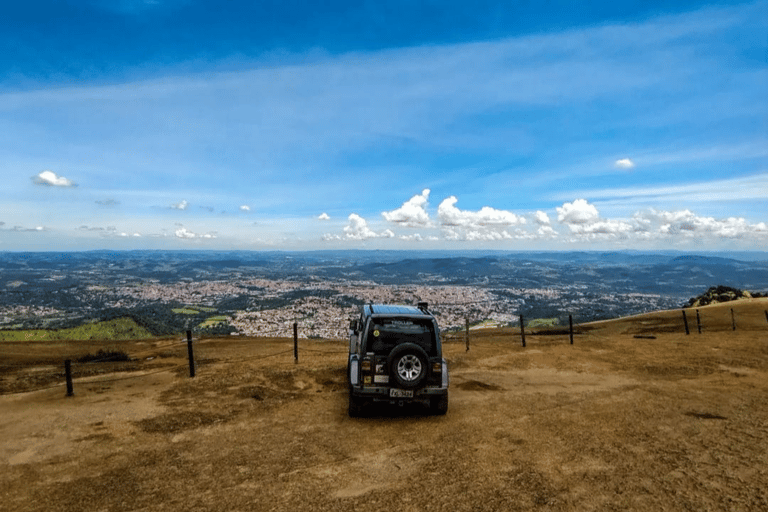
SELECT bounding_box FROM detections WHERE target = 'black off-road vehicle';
[347,302,449,417]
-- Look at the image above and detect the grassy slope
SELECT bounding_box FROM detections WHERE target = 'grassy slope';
[0,317,154,341]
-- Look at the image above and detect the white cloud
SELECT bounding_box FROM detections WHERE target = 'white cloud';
[343,213,379,240]
[175,227,196,238]
[240,205,251,212]
[11,225,46,232]
[332,214,398,241]
[635,209,768,239]
[171,200,188,210]
[537,225,558,238]
[556,199,635,239]
[438,196,525,228]
[534,211,551,225]
[382,189,432,227]
[614,158,635,169]
[556,199,600,224]
[32,170,76,187]
[567,220,634,236]
[318,212,330,220]
[435,196,532,242]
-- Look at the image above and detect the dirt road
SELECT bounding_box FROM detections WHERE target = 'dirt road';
[2,300,767,511]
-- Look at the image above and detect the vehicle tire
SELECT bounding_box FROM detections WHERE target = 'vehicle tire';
[431,394,448,415]
[387,343,429,389]
[348,390,365,417]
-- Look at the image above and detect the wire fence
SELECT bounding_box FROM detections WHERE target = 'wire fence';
[2,305,766,397]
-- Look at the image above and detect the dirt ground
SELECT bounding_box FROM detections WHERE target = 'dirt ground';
[2,300,767,511]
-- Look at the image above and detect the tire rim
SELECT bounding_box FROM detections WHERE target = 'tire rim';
[396,354,422,381]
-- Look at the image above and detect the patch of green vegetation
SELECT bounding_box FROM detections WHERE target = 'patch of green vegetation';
[197,306,217,313]
[528,318,560,328]
[172,308,200,315]
[199,315,228,328]
[0,318,154,341]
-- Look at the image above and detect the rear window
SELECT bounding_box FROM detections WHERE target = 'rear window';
[365,318,435,355]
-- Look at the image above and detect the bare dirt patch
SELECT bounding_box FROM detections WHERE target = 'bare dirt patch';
[2,302,768,511]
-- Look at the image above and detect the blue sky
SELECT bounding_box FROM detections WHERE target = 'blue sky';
[1,0,766,251]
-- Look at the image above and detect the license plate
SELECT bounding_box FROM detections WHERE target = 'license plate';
[389,388,413,398]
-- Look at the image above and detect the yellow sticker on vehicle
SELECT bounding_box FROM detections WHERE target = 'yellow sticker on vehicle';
[373,329,380,337]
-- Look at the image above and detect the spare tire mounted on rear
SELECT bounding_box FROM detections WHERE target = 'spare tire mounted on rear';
[387,343,429,389]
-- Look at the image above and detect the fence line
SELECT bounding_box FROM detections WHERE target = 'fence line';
[2,306,765,397]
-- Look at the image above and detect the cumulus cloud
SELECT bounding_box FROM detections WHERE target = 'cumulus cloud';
[556,199,600,224]
[614,158,635,169]
[537,225,558,238]
[174,227,217,239]
[382,189,432,227]
[343,214,379,240]
[635,209,768,239]
[171,200,188,210]
[318,213,330,220]
[438,197,526,228]
[32,170,76,187]
[556,199,635,239]
[435,197,531,241]
[240,205,251,212]
[534,211,551,225]
[175,227,195,238]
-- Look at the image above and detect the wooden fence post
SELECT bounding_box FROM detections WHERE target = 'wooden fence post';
[569,314,574,345]
[65,359,74,397]
[465,318,469,352]
[731,308,736,331]
[696,309,702,334]
[186,330,196,378]
[765,310,768,324]
[520,315,526,348]
[682,310,690,335]
[294,322,299,363]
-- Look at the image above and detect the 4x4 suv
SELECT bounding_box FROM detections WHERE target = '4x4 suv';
[347,302,449,416]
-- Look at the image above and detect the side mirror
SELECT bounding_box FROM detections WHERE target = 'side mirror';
[349,319,359,331]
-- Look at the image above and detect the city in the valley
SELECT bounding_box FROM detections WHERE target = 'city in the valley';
[1,251,766,339]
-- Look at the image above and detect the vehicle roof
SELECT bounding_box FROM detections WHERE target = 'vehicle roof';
[364,304,430,317]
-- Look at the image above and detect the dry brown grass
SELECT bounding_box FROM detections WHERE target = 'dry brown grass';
[2,299,767,511]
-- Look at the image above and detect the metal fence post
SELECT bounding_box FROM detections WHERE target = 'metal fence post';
[65,359,74,397]
[186,330,196,378]
[294,322,299,363]
[520,315,526,348]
